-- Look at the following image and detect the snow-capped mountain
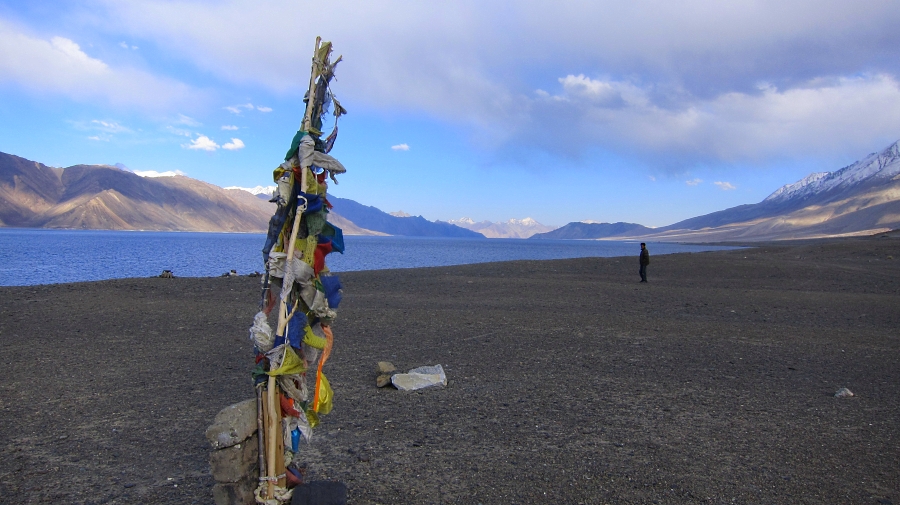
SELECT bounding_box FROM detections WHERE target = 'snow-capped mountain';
[765,140,900,203]
[634,138,900,241]
[447,217,557,238]
[226,185,277,197]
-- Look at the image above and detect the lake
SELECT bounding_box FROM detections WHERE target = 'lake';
[0,229,740,286]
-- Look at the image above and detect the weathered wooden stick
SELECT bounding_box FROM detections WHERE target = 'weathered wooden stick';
[265,35,325,500]
[276,399,286,488]
[256,385,267,484]
[302,36,323,133]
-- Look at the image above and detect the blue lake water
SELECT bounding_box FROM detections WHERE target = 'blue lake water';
[0,228,740,286]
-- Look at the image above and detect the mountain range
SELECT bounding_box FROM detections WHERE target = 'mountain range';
[521,139,900,241]
[3,139,899,241]
[327,196,483,238]
[0,152,274,232]
[447,217,557,238]
[631,139,900,241]
[529,221,652,240]
[0,151,479,237]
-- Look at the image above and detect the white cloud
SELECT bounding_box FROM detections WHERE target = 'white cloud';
[714,181,736,190]
[222,138,245,150]
[15,1,900,168]
[176,114,201,127]
[87,135,107,141]
[133,169,185,177]
[221,125,238,130]
[166,125,193,137]
[391,143,410,151]
[224,103,270,114]
[0,19,201,110]
[184,135,219,151]
[90,119,131,133]
[685,178,702,186]
[529,73,900,167]
[225,103,254,114]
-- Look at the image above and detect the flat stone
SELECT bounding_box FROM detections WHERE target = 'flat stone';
[206,398,258,449]
[834,387,855,398]
[391,364,447,391]
[212,473,257,505]
[210,435,259,483]
[291,481,347,505]
[376,361,396,374]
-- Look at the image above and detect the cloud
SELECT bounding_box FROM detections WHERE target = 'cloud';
[714,181,736,190]
[528,73,900,167]
[391,143,410,151]
[0,18,201,110]
[176,114,201,126]
[90,119,131,133]
[166,125,193,137]
[225,103,255,114]
[87,135,107,141]
[685,178,702,186]
[133,169,185,177]
[119,41,138,50]
[224,103,270,114]
[184,135,219,151]
[30,1,900,167]
[222,138,245,150]
[221,125,238,130]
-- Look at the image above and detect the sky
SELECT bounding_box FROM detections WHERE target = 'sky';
[1,1,900,228]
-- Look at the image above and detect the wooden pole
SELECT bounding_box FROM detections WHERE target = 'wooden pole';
[266,35,323,500]
[276,398,286,489]
[256,385,267,484]
[302,37,322,133]
[265,377,277,498]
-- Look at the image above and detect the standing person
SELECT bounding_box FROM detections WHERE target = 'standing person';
[639,243,650,283]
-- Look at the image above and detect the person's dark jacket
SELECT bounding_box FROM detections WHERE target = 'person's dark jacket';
[640,248,650,266]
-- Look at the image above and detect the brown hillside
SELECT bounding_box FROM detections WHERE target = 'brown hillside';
[0,153,277,232]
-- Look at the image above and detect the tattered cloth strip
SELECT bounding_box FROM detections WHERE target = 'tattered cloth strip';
[250,311,275,353]
[312,325,335,414]
[266,345,306,376]
[299,135,346,176]
[282,134,347,184]
[277,374,308,403]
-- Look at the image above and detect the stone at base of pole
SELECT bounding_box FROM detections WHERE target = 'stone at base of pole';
[213,474,257,505]
[291,481,347,505]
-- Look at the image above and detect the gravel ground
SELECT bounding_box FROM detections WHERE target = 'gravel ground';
[1,235,898,504]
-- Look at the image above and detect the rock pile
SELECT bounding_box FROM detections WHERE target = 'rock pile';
[206,399,259,505]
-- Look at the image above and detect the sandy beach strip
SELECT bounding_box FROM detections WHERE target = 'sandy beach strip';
[0,235,898,504]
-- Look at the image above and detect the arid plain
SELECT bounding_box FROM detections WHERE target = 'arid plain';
[1,234,898,504]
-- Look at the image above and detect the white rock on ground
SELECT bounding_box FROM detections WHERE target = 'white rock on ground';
[391,364,447,391]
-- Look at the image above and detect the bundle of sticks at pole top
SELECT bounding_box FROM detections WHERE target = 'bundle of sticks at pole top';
[248,37,347,504]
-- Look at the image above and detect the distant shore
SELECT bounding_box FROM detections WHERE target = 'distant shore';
[1,235,898,504]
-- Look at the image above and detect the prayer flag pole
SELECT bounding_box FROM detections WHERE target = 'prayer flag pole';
[266,37,319,500]
[252,34,346,503]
